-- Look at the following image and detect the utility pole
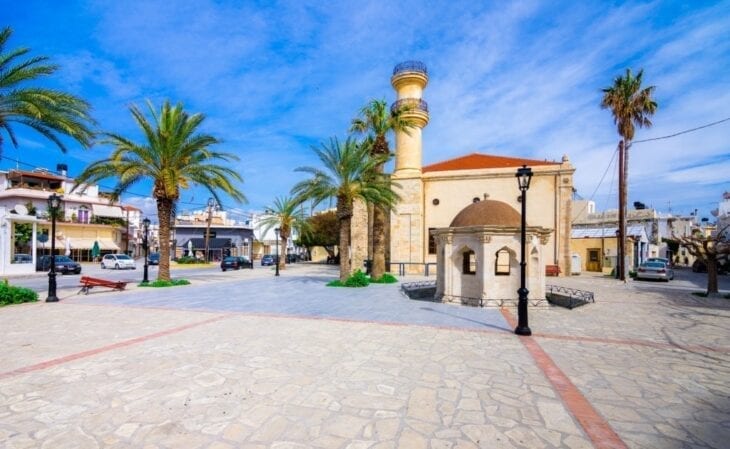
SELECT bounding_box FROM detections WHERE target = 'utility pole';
[617,140,626,281]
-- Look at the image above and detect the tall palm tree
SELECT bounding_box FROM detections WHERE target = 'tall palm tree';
[0,27,95,155]
[73,100,245,281]
[258,196,309,271]
[350,99,413,279]
[293,137,398,281]
[601,68,657,280]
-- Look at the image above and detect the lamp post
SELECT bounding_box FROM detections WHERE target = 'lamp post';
[515,165,533,336]
[46,193,63,302]
[274,227,280,277]
[142,217,151,284]
[204,198,219,263]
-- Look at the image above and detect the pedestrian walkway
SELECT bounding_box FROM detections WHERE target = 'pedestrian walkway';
[0,263,728,448]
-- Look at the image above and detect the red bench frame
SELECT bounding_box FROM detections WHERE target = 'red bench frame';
[545,265,561,276]
[78,276,128,295]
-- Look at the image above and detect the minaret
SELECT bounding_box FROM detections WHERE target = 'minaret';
[391,61,429,176]
[390,61,429,269]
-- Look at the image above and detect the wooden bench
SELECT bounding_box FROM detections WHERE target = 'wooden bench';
[78,276,128,295]
[545,265,561,277]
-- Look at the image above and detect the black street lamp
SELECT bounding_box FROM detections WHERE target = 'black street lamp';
[142,217,151,284]
[46,193,63,302]
[515,165,533,336]
[274,227,280,277]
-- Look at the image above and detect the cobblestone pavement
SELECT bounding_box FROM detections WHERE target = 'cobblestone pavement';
[1,264,728,448]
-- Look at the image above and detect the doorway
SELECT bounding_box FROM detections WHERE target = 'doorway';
[586,248,601,272]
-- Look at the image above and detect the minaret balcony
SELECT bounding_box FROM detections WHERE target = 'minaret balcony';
[391,98,429,126]
[391,61,429,89]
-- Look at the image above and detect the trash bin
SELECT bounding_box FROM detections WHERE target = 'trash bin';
[364,259,372,275]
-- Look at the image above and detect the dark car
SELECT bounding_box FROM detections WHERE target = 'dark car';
[36,255,82,274]
[148,253,160,265]
[221,256,253,271]
[693,259,729,274]
[261,254,276,266]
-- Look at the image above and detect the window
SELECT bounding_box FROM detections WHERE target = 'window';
[428,228,437,254]
[78,207,89,224]
[462,250,476,274]
[495,249,510,275]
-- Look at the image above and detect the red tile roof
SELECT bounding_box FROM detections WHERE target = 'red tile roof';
[422,153,560,173]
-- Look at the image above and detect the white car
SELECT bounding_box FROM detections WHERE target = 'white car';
[101,254,136,270]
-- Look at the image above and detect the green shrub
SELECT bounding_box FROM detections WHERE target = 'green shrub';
[326,270,371,288]
[139,279,191,288]
[175,256,207,264]
[371,273,398,284]
[0,279,38,306]
[344,269,370,287]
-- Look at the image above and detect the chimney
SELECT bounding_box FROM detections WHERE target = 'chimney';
[56,164,68,177]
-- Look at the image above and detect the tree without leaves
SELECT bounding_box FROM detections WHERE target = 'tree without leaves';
[601,68,657,280]
[72,100,245,281]
[676,225,729,295]
[0,27,95,155]
[350,99,414,279]
[258,196,309,271]
[292,137,398,281]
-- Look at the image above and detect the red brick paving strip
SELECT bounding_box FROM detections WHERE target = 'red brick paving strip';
[500,308,628,449]
[0,315,228,380]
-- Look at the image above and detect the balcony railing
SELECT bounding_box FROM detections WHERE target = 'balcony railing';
[393,61,428,76]
[391,98,429,114]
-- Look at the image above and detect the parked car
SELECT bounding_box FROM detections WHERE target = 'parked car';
[286,253,298,263]
[101,253,136,270]
[36,255,82,274]
[635,261,674,281]
[261,254,276,266]
[148,253,160,265]
[692,259,729,274]
[13,254,32,264]
[646,257,671,267]
[221,256,253,271]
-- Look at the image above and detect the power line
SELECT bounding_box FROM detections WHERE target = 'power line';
[571,144,619,224]
[633,117,730,144]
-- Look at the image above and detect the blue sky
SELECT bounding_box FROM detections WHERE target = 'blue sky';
[3,0,729,222]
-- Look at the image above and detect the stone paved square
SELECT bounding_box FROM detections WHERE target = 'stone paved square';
[1,264,729,449]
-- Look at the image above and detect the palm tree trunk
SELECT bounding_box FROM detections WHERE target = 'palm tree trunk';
[279,235,287,271]
[371,205,386,279]
[617,139,626,281]
[370,161,387,280]
[157,197,173,281]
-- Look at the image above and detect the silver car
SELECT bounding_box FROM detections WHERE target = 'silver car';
[636,261,674,281]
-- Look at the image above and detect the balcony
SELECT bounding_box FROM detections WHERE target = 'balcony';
[391,98,429,114]
[390,98,429,127]
[393,61,428,76]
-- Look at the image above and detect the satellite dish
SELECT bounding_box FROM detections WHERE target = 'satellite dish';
[14,204,28,215]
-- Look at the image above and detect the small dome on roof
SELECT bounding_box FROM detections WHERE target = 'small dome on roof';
[450,200,521,227]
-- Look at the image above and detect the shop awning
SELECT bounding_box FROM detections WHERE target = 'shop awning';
[92,204,124,218]
[62,238,120,251]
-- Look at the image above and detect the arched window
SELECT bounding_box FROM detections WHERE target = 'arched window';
[495,248,510,275]
[462,249,476,274]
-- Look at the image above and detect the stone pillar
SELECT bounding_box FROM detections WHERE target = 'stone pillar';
[557,154,575,276]
[390,176,424,272]
[350,198,369,274]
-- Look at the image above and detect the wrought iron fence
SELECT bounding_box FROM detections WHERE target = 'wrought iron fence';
[390,98,429,114]
[393,61,428,76]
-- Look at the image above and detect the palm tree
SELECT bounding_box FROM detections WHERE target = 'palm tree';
[350,99,413,279]
[73,100,245,281]
[601,69,657,280]
[0,27,95,155]
[258,196,309,271]
[293,137,398,281]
